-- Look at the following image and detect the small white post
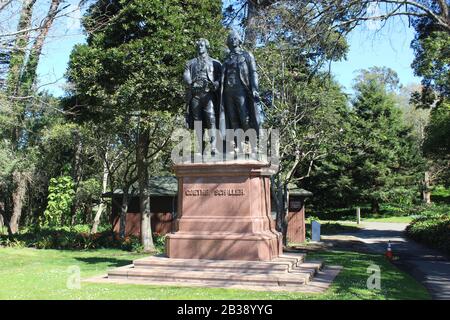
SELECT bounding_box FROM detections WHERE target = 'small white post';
[356,207,361,224]
[311,220,321,242]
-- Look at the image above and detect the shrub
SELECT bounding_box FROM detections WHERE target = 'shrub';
[153,233,167,253]
[0,237,26,248]
[41,175,75,227]
[405,204,450,255]
[0,226,120,251]
[0,224,170,253]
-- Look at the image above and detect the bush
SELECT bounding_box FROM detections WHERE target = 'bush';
[405,204,450,255]
[41,175,75,227]
[0,226,120,251]
[153,233,167,253]
[0,225,168,253]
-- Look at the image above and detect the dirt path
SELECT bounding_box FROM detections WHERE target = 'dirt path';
[322,222,450,300]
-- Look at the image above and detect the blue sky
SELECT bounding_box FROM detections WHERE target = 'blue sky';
[35,10,422,97]
[330,17,422,95]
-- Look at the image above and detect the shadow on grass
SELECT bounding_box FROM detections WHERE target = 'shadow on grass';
[309,203,415,221]
[305,222,361,236]
[321,223,360,235]
[74,256,134,268]
[301,248,431,300]
[432,194,450,204]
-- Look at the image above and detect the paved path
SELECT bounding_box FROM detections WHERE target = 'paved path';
[322,222,450,300]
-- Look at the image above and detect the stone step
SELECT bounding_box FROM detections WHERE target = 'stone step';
[108,267,313,287]
[288,261,323,277]
[133,254,306,274]
[106,253,324,289]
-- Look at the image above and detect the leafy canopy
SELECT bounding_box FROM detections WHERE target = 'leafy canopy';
[66,0,225,122]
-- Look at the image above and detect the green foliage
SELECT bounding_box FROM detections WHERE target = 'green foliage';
[66,0,225,121]
[1,226,119,251]
[306,68,425,211]
[0,225,165,253]
[421,99,450,187]
[412,31,450,99]
[353,66,400,92]
[0,140,17,185]
[410,26,449,188]
[406,204,450,254]
[41,175,76,227]
[257,39,349,236]
[74,177,103,223]
[423,100,450,158]
[119,235,143,252]
[0,237,27,248]
[153,232,167,253]
[432,186,450,203]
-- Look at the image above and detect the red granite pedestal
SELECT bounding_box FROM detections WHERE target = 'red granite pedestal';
[101,160,337,291]
[165,160,283,261]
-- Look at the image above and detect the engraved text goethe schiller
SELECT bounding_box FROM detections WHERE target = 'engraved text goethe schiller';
[184,189,245,196]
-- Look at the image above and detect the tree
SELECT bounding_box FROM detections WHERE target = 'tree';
[221,1,358,243]
[349,68,423,211]
[0,0,66,234]
[306,68,425,212]
[66,0,225,251]
[265,72,349,243]
[422,100,450,187]
[253,42,349,243]
[228,1,449,101]
[397,84,433,202]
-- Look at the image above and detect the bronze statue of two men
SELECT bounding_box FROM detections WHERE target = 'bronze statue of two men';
[184,30,264,158]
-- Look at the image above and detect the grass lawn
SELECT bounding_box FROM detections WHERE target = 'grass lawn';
[361,216,413,223]
[0,247,430,300]
[307,221,362,235]
[319,216,414,224]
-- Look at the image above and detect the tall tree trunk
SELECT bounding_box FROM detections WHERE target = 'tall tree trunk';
[371,200,380,214]
[5,0,61,234]
[6,0,37,147]
[244,0,258,48]
[70,129,82,226]
[91,157,109,234]
[281,184,289,246]
[0,197,5,231]
[422,171,432,204]
[0,214,4,233]
[137,127,154,252]
[9,171,27,234]
[272,176,288,245]
[21,0,61,91]
[6,0,36,95]
[119,190,129,239]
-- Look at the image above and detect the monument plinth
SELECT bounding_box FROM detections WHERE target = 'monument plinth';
[97,32,340,291]
[166,160,283,261]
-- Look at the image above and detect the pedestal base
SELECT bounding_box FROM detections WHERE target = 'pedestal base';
[166,161,283,261]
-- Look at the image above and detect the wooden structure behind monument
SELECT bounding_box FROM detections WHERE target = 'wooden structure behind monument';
[166,161,283,261]
[104,176,178,237]
[286,187,313,244]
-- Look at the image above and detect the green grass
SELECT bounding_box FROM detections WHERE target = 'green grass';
[361,216,413,223]
[309,203,414,222]
[307,221,362,235]
[432,186,450,204]
[0,247,430,300]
